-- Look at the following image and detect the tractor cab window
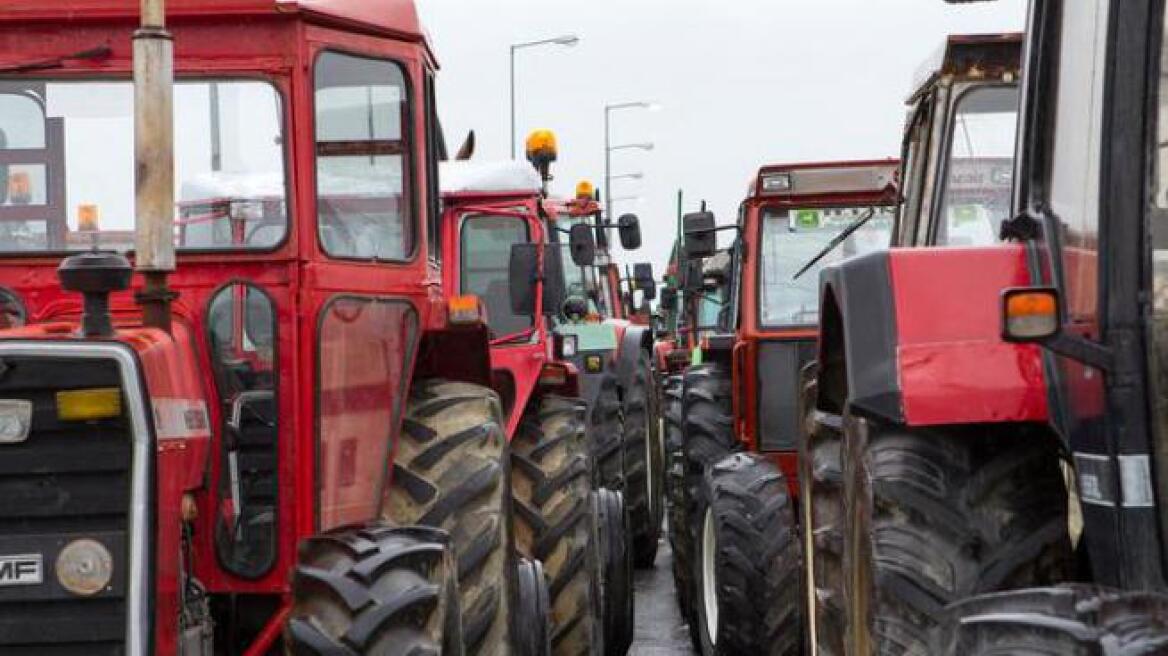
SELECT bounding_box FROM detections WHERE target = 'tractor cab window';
[207,283,279,578]
[759,205,894,327]
[0,80,287,253]
[934,85,1019,246]
[314,52,413,260]
[460,214,533,338]
[553,213,606,316]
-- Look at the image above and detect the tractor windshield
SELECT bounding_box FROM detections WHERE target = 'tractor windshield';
[553,212,609,317]
[759,205,894,327]
[0,79,286,253]
[460,214,533,339]
[935,84,1019,246]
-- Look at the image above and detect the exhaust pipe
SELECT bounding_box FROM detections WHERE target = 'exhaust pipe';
[133,0,176,333]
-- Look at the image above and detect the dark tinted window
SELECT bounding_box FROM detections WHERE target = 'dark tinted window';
[207,283,278,577]
[461,215,532,337]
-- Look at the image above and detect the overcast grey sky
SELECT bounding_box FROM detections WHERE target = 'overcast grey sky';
[419,0,1027,272]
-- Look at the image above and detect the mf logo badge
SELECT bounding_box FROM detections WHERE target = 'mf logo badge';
[0,554,42,586]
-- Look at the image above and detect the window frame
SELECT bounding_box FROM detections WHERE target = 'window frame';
[311,49,418,263]
[457,211,535,338]
[928,81,1020,246]
[203,279,280,580]
[0,75,293,256]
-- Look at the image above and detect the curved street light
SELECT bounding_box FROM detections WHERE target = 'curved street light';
[510,35,580,158]
[605,101,660,223]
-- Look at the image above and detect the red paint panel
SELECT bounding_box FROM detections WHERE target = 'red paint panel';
[890,245,1032,343]
[888,245,1049,425]
[0,0,424,41]
[899,342,1048,424]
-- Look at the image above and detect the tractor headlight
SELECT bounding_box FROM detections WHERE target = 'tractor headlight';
[0,399,32,443]
[56,539,113,596]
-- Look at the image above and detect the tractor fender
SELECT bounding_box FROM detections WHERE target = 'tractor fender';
[614,323,653,393]
[821,245,1050,427]
[817,249,903,424]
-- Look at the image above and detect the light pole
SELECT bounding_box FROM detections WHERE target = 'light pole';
[610,172,644,181]
[605,101,660,224]
[510,34,579,158]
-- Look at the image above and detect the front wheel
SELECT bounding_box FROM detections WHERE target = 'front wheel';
[693,453,801,656]
[285,524,463,655]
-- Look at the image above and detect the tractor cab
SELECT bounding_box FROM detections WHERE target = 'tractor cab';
[894,33,1022,248]
[437,158,578,431]
[0,2,544,654]
[681,160,897,470]
[934,2,1168,649]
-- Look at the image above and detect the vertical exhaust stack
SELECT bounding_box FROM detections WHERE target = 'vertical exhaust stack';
[133,0,177,332]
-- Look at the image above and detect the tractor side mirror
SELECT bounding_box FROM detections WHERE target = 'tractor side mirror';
[660,286,678,312]
[683,211,717,259]
[1001,287,1061,343]
[510,243,567,315]
[618,213,642,250]
[509,244,538,315]
[633,262,656,300]
[569,223,596,266]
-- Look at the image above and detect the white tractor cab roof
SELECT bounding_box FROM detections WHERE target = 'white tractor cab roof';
[440,160,542,196]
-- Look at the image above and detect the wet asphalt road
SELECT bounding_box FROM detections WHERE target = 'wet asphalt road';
[629,537,698,655]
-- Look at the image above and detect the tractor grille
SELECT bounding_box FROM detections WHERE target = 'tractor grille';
[0,356,131,655]
[756,339,816,452]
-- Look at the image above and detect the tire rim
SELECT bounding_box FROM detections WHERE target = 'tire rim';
[701,507,718,645]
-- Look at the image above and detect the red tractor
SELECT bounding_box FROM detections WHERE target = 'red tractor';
[438,152,636,655]
[926,0,1168,651]
[797,33,1082,655]
[673,160,898,654]
[0,2,608,654]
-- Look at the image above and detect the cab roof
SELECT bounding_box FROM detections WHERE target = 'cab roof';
[0,0,425,42]
[748,159,899,202]
[908,33,1022,103]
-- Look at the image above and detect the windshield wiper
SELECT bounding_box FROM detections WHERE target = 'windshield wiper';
[0,45,112,74]
[791,207,876,281]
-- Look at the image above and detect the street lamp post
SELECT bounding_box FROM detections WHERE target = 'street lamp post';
[604,101,659,224]
[510,34,579,158]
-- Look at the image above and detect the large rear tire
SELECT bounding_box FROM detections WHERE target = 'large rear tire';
[385,380,516,656]
[935,584,1168,655]
[511,395,603,656]
[589,373,625,492]
[693,453,801,656]
[622,349,665,569]
[798,368,845,656]
[285,524,463,655]
[842,414,1073,655]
